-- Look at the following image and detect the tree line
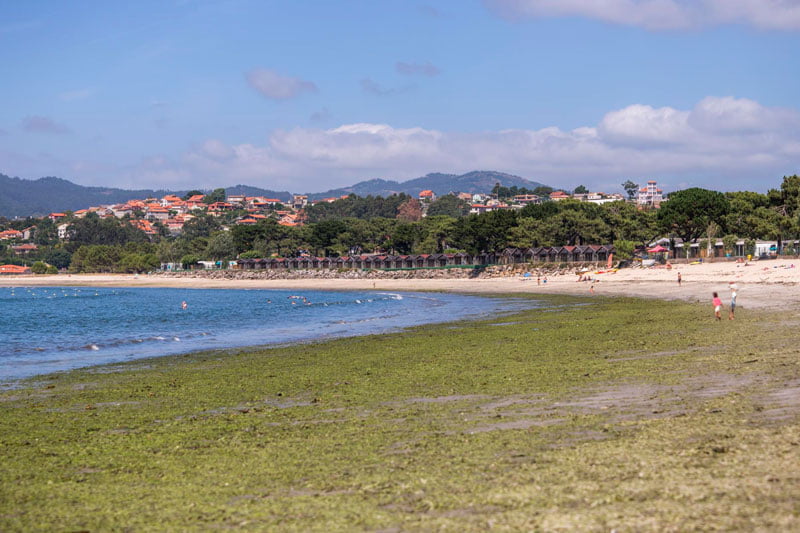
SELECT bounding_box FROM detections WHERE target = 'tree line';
[1,175,799,273]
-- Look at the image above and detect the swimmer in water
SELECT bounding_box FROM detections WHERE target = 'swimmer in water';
[181,301,188,310]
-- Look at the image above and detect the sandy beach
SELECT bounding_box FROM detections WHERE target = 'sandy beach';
[2,258,799,309]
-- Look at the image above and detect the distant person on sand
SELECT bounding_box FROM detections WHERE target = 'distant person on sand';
[729,281,738,320]
[712,292,723,321]
[677,272,682,286]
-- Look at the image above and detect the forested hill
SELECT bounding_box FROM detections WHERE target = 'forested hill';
[0,175,291,218]
[307,171,550,200]
[0,170,548,218]
[0,175,171,218]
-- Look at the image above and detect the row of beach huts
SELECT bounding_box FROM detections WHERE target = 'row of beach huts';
[234,245,615,271]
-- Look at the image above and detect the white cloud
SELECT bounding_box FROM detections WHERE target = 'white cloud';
[3,96,798,192]
[598,104,692,145]
[245,68,318,100]
[689,96,800,133]
[484,0,800,30]
[148,96,797,192]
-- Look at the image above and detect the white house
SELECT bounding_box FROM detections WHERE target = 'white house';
[637,180,663,208]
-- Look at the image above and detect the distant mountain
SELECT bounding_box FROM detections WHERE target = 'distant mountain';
[307,170,550,200]
[0,175,170,218]
[0,174,292,218]
[223,184,292,202]
[0,170,548,218]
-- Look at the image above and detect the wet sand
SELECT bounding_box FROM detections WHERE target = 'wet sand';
[2,258,798,309]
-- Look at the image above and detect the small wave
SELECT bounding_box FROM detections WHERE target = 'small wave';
[377,293,403,300]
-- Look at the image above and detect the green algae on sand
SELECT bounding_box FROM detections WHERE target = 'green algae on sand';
[2,294,799,531]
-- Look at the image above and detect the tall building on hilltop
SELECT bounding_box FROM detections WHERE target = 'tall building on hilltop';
[637,180,663,208]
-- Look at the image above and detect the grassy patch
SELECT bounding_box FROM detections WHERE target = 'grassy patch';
[2,294,799,531]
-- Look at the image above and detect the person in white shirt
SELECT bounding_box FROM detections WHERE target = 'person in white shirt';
[728,282,738,320]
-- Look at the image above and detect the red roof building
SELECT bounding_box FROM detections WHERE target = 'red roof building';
[0,264,31,274]
[549,191,571,201]
[0,230,23,240]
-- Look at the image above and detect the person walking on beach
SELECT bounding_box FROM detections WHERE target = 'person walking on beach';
[677,272,682,286]
[712,292,723,321]
[729,281,738,320]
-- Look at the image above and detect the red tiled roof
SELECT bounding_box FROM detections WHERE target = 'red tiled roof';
[0,264,31,274]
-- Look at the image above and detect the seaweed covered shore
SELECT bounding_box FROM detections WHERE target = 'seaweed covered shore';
[2,294,800,530]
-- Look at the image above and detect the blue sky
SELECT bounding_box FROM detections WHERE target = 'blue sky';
[1,0,798,194]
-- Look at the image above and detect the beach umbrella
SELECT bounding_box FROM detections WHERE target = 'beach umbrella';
[647,245,668,253]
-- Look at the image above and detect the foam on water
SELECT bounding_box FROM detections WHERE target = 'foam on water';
[0,286,535,385]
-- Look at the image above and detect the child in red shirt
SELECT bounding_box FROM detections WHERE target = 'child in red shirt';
[712,292,723,321]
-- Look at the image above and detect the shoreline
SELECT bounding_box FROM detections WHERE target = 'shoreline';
[1,286,537,386]
[3,290,798,530]
[2,257,799,309]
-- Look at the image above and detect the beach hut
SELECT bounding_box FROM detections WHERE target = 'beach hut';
[454,252,471,266]
[532,247,548,263]
[428,253,447,267]
[474,252,494,266]
[502,248,524,265]
[596,245,612,262]
[584,245,602,262]
[522,248,536,263]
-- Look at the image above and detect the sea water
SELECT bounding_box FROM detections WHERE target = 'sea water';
[0,286,531,385]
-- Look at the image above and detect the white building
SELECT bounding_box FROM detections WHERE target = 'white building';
[637,180,663,208]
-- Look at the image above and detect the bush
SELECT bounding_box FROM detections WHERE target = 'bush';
[118,253,160,273]
[46,265,58,274]
[612,239,636,260]
[31,261,48,274]
[180,254,200,270]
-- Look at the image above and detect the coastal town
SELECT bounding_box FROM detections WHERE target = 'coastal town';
[5,2,800,531]
[1,177,795,275]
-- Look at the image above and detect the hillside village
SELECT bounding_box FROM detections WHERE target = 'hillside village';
[1,183,639,243]
[12,174,794,276]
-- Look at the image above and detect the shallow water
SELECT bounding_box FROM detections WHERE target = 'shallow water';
[0,286,533,384]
